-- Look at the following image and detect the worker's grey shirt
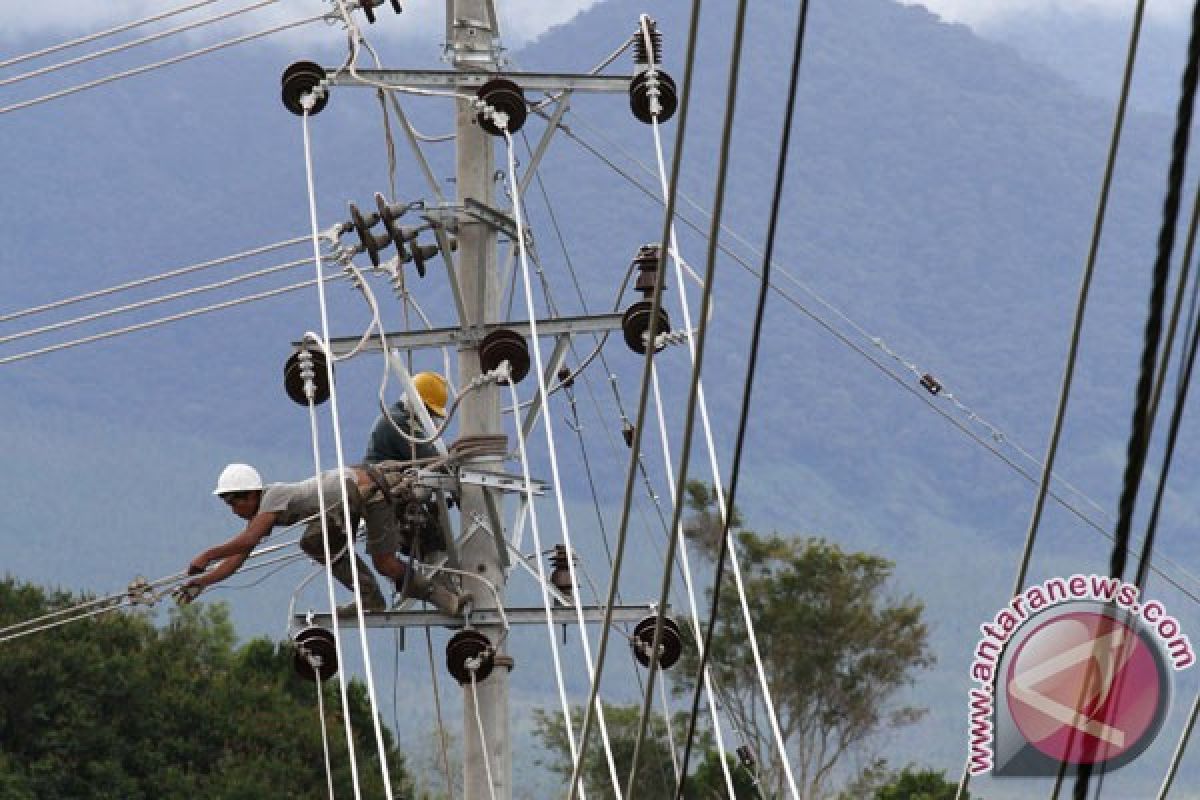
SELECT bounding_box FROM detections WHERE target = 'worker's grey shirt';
[364,401,439,463]
[259,470,357,528]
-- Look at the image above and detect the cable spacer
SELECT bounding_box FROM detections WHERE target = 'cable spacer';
[284,346,331,406]
[919,373,942,395]
[446,629,495,685]
[292,625,338,682]
[475,78,527,136]
[281,61,329,116]
[631,614,683,669]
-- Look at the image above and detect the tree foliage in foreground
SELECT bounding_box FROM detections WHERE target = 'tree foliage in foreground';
[0,578,412,799]
[532,702,758,799]
[677,482,935,799]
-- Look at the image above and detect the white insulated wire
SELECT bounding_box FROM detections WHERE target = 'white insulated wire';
[649,368,738,799]
[0,0,219,71]
[503,128,622,797]
[0,236,310,325]
[0,275,334,367]
[505,377,588,800]
[301,105,394,800]
[0,0,281,90]
[468,669,499,800]
[0,12,327,117]
[0,256,314,347]
[645,68,800,797]
[312,666,338,800]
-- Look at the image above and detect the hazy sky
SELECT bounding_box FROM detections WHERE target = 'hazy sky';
[903,0,1190,27]
[1,0,1191,47]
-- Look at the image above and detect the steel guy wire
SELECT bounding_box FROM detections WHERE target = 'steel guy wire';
[0,0,281,90]
[1156,692,1200,799]
[504,128,623,797]
[301,97,394,799]
[565,0,702,793]
[0,10,329,117]
[0,0,219,71]
[0,256,317,347]
[0,274,339,367]
[505,376,591,800]
[0,235,311,325]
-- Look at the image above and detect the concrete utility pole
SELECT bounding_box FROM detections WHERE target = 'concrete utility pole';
[449,2,510,798]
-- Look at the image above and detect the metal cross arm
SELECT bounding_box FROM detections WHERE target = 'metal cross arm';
[293,604,663,629]
[301,312,624,357]
[322,68,634,94]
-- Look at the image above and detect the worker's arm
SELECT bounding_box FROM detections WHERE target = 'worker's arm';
[184,512,277,593]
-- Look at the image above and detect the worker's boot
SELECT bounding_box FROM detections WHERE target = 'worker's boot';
[404,569,473,616]
[331,555,388,615]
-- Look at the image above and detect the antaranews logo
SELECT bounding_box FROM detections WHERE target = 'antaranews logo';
[966,574,1195,777]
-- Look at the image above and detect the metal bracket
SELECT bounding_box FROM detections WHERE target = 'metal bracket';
[460,468,547,495]
[292,604,663,629]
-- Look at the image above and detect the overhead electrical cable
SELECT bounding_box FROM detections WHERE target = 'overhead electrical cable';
[503,127,624,797]
[0,0,219,71]
[1072,3,1200,798]
[300,100,396,800]
[624,0,755,789]
[1156,693,1200,798]
[0,256,315,347]
[0,235,310,325]
[672,1,809,794]
[0,10,329,117]
[0,274,339,367]
[0,0,282,90]
[554,112,1200,608]
[505,377,592,800]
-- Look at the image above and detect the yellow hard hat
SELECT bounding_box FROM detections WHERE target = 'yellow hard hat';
[412,371,449,417]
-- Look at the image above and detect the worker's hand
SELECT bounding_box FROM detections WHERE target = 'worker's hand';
[187,556,209,576]
[172,582,203,606]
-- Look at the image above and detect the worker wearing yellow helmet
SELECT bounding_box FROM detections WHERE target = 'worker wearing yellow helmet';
[364,371,449,464]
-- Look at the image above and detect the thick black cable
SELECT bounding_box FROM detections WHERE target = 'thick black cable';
[564,1,704,796]
[1072,4,1200,798]
[673,1,809,796]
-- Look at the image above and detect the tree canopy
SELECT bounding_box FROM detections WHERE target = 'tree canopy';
[0,578,411,799]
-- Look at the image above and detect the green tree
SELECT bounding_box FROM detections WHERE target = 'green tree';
[0,578,412,799]
[872,767,964,800]
[677,482,934,800]
[532,702,758,799]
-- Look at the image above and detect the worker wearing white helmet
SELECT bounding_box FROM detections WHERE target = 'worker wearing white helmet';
[178,460,470,615]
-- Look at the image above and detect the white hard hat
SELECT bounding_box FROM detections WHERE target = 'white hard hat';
[213,463,263,496]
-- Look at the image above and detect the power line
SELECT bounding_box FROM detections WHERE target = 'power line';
[0,0,281,90]
[0,11,328,117]
[0,0,219,71]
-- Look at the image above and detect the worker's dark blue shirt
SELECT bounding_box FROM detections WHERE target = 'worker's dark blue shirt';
[364,401,439,463]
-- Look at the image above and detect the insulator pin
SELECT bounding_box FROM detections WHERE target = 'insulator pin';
[479,328,531,385]
[446,629,495,685]
[292,626,338,682]
[633,19,663,66]
[284,346,331,406]
[281,61,329,116]
[549,544,574,601]
[629,69,678,124]
[476,78,528,136]
[622,301,671,355]
[631,615,683,669]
